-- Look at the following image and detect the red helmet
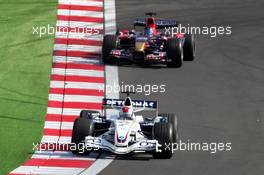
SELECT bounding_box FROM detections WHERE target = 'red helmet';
[121,106,133,118]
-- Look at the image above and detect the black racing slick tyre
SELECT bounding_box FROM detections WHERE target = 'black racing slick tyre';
[80,110,100,120]
[166,38,183,68]
[102,35,117,64]
[159,113,178,143]
[71,118,94,154]
[94,122,111,136]
[153,122,173,159]
[183,34,195,61]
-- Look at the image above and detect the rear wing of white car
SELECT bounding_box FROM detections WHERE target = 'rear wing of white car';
[102,98,158,112]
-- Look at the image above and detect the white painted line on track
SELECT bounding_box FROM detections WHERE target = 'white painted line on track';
[56,20,103,29]
[56,32,103,41]
[44,121,66,129]
[80,0,119,174]
[41,135,72,144]
[50,81,104,90]
[104,0,117,34]
[32,151,96,161]
[80,153,115,175]
[41,135,60,143]
[57,136,72,144]
[45,121,73,130]
[59,0,103,7]
[10,166,85,175]
[48,94,103,103]
[56,32,103,40]
[51,68,104,77]
[60,121,73,129]
[47,107,102,116]
[54,44,101,53]
[53,56,101,64]
[104,0,119,117]
[47,107,63,115]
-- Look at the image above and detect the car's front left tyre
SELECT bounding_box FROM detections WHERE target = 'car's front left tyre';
[152,122,173,159]
[159,113,178,143]
[166,38,183,68]
[183,34,195,61]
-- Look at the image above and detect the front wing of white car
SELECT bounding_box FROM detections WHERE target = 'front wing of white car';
[85,136,160,154]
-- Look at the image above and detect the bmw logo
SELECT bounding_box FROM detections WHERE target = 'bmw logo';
[118,136,125,140]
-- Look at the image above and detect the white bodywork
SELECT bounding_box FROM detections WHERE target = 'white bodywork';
[85,116,159,154]
[84,96,161,154]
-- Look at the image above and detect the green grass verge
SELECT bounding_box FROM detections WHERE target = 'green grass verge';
[0,0,57,174]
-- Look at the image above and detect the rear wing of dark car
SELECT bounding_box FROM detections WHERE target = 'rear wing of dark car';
[134,18,178,29]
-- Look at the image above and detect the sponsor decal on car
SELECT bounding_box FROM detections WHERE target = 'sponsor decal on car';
[103,98,157,108]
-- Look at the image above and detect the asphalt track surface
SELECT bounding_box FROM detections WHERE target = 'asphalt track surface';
[100,0,264,174]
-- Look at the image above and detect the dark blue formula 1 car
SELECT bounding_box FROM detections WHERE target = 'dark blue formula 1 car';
[102,13,195,67]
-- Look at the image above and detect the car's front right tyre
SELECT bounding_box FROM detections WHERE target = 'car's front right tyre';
[71,118,94,154]
[80,110,100,120]
[102,35,117,64]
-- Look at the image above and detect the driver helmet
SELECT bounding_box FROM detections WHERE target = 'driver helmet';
[121,106,133,118]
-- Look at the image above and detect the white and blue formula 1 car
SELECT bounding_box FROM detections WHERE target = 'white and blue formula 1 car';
[71,92,178,159]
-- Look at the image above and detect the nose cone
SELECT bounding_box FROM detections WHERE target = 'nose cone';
[114,120,132,146]
[135,42,146,52]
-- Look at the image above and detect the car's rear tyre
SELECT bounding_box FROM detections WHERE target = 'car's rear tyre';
[80,110,100,120]
[102,35,117,64]
[183,34,195,61]
[166,38,183,68]
[71,118,94,154]
[152,122,173,159]
[159,113,178,143]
